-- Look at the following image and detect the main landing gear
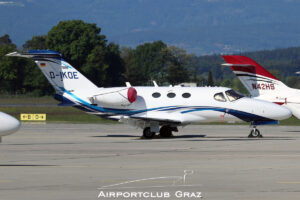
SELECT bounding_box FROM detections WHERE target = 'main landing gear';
[142,125,178,139]
[143,127,156,139]
[159,126,174,138]
[248,126,263,138]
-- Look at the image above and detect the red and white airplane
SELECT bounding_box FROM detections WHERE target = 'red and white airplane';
[0,112,20,142]
[222,55,300,119]
[6,50,292,138]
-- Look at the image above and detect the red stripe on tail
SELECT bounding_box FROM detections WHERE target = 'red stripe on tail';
[222,55,278,80]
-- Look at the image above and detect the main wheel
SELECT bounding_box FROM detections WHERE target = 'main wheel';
[159,126,173,138]
[143,127,155,139]
[248,129,262,138]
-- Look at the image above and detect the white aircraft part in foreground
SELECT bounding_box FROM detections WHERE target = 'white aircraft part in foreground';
[223,55,300,120]
[0,112,20,142]
[6,50,291,138]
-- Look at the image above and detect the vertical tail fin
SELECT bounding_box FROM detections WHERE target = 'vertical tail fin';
[222,55,289,97]
[6,50,98,94]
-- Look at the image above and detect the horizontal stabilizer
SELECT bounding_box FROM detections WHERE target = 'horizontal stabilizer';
[221,63,254,67]
[6,50,62,59]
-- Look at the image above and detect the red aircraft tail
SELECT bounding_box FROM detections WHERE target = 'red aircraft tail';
[222,55,288,97]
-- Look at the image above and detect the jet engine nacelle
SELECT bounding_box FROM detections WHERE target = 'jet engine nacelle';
[0,112,20,137]
[91,87,137,107]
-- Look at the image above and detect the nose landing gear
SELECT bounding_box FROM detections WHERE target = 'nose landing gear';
[248,126,263,138]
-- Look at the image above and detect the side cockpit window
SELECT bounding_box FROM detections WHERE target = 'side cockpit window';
[214,92,227,102]
[225,89,244,102]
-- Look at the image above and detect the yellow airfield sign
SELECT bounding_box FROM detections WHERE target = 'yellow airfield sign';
[20,114,46,121]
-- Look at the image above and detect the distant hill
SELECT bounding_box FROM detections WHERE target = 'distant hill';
[1,0,300,54]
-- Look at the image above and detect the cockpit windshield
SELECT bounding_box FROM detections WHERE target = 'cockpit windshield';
[214,92,226,102]
[225,89,244,102]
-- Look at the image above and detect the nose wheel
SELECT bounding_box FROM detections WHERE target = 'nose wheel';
[248,126,263,138]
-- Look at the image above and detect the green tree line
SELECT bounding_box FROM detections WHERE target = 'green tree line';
[1,20,300,97]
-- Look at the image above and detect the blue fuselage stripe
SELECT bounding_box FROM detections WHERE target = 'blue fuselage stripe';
[60,88,275,122]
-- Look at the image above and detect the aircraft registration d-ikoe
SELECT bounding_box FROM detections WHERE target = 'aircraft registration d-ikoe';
[222,55,300,121]
[7,50,291,138]
[0,112,20,142]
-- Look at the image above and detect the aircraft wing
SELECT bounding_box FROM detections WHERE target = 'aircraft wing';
[88,112,183,124]
[129,116,182,124]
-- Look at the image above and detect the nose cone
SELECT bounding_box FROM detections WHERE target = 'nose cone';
[276,105,292,120]
[263,101,292,120]
[0,112,21,136]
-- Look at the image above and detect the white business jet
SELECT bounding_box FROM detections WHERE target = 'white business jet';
[0,112,20,142]
[223,55,300,120]
[7,50,291,138]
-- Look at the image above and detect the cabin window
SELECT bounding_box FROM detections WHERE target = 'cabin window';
[182,93,191,98]
[214,92,226,102]
[225,89,244,102]
[167,93,176,98]
[152,92,161,98]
